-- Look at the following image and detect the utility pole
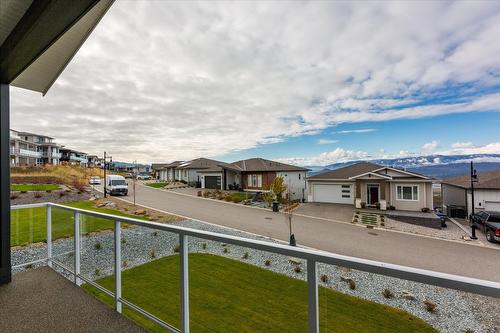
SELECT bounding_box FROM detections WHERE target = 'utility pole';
[102,151,112,198]
[133,160,137,207]
[470,161,478,239]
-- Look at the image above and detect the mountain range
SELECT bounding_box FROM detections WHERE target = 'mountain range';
[307,154,500,179]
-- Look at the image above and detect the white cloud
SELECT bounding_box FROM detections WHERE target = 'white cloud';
[278,148,369,166]
[317,139,339,145]
[441,142,500,155]
[9,1,500,162]
[451,142,474,149]
[422,140,439,152]
[334,129,376,134]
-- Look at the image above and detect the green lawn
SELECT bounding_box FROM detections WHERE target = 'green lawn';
[227,191,253,202]
[11,183,61,192]
[84,253,436,333]
[146,182,168,188]
[10,201,147,247]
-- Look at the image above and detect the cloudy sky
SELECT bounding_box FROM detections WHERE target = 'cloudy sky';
[11,1,500,165]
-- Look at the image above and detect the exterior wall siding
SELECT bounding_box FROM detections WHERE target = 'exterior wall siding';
[466,189,500,215]
[276,171,307,201]
[242,171,276,191]
[389,182,431,211]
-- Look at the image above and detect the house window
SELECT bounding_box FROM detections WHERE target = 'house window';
[298,173,301,180]
[247,174,262,188]
[396,185,418,201]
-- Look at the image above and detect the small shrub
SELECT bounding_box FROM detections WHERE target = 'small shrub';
[173,244,180,253]
[348,279,356,290]
[152,231,158,237]
[382,288,394,299]
[465,329,475,333]
[294,266,302,273]
[46,190,52,193]
[149,248,157,259]
[59,191,66,197]
[242,252,249,259]
[320,274,328,283]
[360,202,366,208]
[223,247,229,253]
[264,259,271,266]
[10,193,19,200]
[94,242,102,250]
[94,268,101,276]
[202,243,207,250]
[424,300,437,313]
[197,191,202,197]
[25,264,33,269]
[20,190,27,194]
[421,207,430,213]
[123,260,128,268]
[33,191,43,198]
[121,238,126,244]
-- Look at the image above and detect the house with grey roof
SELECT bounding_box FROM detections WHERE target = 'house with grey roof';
[307,162,436,211]
[219,158,309,200]
[442,169,500,216]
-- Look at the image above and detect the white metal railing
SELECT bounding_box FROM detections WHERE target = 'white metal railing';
[19,148,42,158]
[10,202,500,333]
[69,155,88,163]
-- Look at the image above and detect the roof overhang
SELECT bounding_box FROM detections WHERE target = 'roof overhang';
[349,172,393,180]
[373,167,431,180]
[0,0,114,94]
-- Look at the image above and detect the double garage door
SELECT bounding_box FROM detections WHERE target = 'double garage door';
[312,184,353,204]
[204,176,221,189]
[485,201,500,212]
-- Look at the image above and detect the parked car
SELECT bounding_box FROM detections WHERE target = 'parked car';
[89,176,101,185]
[124,173,134,179]
[470,211,500,243]
[137,173,152,180]
[105,175,128,196]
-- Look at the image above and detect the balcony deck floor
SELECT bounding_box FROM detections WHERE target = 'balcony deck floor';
[0,267,146,333]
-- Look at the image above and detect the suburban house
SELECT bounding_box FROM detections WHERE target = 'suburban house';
[219,158,309,200]
[60,148,88,167]
[442,169,500,216]
[175,158,226,187]
[306,162,435,211]
[152,163,169,179]
[154,161,184,181]
[9,129,62,166]
[87,155,104,167]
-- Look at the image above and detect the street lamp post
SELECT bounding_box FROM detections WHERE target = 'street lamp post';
[470,161,478,240]
[102,151,112,198]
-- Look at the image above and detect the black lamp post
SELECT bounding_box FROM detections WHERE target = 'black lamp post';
[470,161,478,240]
[102,151,112,198]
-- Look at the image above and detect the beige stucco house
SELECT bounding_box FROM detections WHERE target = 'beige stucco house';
[306,162,436,211]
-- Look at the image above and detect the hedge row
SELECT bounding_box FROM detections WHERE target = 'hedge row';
[11,175,63,184]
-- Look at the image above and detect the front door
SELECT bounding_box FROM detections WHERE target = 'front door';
[367,185,379,205]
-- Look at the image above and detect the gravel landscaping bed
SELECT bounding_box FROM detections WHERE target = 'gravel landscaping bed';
[11,219,496,333]
[385,217,473,242]
[10,187,90,205]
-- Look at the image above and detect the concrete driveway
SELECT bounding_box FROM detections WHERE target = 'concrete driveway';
[108,183,500,282]
[294,203,354,222]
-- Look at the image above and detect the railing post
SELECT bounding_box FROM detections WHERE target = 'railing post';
[74,211,81,286]
[307,259,319,333]
[180,233,190,333]
[46,205,52,268]
[114,220,122,313]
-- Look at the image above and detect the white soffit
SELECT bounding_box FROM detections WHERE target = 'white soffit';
[11,0,113,95]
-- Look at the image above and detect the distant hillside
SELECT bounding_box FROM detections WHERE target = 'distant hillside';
[306,154,500,179]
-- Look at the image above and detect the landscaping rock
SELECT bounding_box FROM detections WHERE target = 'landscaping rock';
[134,209,147,215]
[288,257,302,265]
[402,291,416,301]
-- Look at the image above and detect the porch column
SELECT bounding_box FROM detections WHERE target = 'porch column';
[0,83,11,284]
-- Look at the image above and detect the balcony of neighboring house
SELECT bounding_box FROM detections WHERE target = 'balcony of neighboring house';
[5,202,500,333]
[69,155,89,163]
[18,148,43,158]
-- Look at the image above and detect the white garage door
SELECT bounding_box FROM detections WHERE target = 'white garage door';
[485,201,500,212]
[313,184,353,204]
